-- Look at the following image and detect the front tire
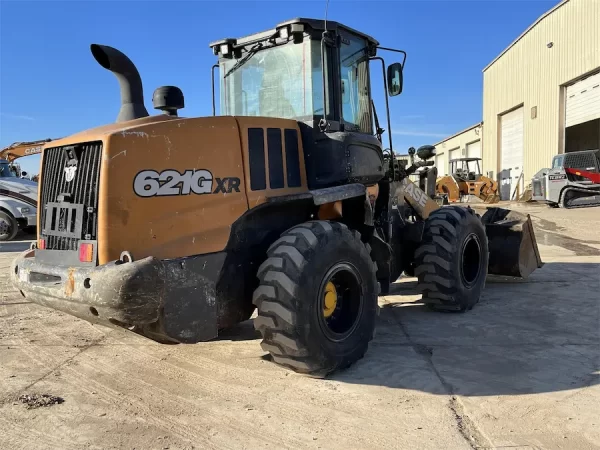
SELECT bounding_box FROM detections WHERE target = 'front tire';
[0,211,18,242]
[415,206,488,312]
[253,220,378,377]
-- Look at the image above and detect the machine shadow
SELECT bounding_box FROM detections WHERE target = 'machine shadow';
[0,241,32,253]
[325,261,600,397]
[215,319,261,342]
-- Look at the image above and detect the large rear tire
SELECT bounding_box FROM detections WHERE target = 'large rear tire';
[415,206,488,312]
[253,220,378,377]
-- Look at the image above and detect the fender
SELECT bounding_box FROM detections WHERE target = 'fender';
[266,183,367,206]
[0,195,37,221]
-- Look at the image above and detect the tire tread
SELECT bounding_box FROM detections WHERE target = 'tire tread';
[252,220,377,375]
[415,206,488,312]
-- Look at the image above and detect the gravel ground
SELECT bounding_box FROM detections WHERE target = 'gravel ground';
[1,203,599,450]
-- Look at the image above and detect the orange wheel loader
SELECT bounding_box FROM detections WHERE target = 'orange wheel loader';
[10,18,542,377]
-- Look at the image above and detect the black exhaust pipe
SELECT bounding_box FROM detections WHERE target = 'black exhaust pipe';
[90,44,149,123]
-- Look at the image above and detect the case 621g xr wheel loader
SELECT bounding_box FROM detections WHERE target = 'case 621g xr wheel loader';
[10,18,542,376]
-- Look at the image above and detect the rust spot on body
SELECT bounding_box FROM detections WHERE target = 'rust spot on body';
[65,268,76,297]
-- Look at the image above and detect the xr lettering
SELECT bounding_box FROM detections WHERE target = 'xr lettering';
[213,177,241,194]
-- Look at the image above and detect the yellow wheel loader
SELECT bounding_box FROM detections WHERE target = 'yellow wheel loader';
[10,18,542,376]
[436,157,500,204]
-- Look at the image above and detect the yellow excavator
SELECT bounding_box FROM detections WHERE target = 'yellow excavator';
[10,18,542,376]
[0,139,55,162]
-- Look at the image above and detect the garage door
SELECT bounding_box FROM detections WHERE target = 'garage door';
[448,147,461,169]
[435,152,446,176]
[500,106,524,200]
[566,71,600,127]
[467,140,481,159]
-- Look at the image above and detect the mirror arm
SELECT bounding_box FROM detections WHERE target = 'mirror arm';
[211,64,219,116]
[369,56,395,160]
[376,46,407,69]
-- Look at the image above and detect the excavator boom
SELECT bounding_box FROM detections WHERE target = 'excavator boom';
[0,138,57,162]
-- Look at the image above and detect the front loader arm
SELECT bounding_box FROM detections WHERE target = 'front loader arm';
[395,176,542,279]
[395,177,440,220]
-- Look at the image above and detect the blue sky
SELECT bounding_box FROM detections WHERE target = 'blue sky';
[1,0,558,174]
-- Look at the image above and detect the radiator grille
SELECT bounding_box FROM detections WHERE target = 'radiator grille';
[40,142,102,251]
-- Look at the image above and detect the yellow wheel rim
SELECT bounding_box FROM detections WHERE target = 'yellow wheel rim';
[323,281,338,318]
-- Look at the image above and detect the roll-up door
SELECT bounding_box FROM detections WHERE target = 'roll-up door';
[499,106,524,200]
[566,71,600,128]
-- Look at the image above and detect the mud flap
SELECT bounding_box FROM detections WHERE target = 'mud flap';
[481,207,543,278]
[160,252,226,343]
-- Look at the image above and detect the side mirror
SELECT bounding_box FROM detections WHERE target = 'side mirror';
[387,63,403,96]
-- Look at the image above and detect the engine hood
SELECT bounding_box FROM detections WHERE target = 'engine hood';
[0,178,38,203]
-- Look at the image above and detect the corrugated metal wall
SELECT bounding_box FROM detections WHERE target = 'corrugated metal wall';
[482,0,600,185]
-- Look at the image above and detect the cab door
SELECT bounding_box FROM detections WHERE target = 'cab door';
[336,30,384,186]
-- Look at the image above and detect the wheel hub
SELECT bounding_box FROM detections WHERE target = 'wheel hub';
[318,263,364,342]
[0,218,9,236]
[323,281,338,318]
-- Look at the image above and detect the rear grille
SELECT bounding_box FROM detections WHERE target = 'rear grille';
[40,142,102,251]
[564,150,600,172]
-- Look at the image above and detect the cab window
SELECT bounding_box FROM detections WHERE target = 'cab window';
[552,155,564,169]
[339,35,372,134]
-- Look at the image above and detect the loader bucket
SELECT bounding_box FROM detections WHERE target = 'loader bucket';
[481,207,543,278]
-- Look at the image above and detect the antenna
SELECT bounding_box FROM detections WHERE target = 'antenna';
[324,0,330,31]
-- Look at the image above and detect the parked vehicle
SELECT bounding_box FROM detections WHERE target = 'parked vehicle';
[532,149,600,208]
[436,157,500,204]
[0,158,38,241]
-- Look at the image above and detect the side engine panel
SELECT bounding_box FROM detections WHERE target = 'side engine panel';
[99,116,249,264]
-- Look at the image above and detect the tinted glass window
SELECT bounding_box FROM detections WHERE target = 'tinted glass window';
[339,36,372,134]
[221,41,314,120]
[552,155,564,169]
[0,162,17,178]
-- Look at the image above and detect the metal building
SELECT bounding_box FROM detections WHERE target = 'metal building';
[433,123,483,177]
[482,0,599,200]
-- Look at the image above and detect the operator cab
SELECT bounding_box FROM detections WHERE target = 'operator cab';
[209,18,406,190]
[0,159,26,179]
[450,157,482,182]
[0,159,17,178]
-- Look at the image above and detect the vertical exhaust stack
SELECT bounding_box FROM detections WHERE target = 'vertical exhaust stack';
[90,44,149,123]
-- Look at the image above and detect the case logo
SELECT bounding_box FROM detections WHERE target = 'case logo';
[401,178,429,208]
[133,169,241,197]
[64,164,78,182]
[25,146,43,155]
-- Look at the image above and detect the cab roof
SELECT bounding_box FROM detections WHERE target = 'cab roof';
[450,157,482,163]
[209,17,379,51]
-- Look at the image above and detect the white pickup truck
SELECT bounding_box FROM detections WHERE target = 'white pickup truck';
[0,158,38,241]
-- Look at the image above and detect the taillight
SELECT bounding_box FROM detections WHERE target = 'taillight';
[38,239,46,250]
[79,243,94,262]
